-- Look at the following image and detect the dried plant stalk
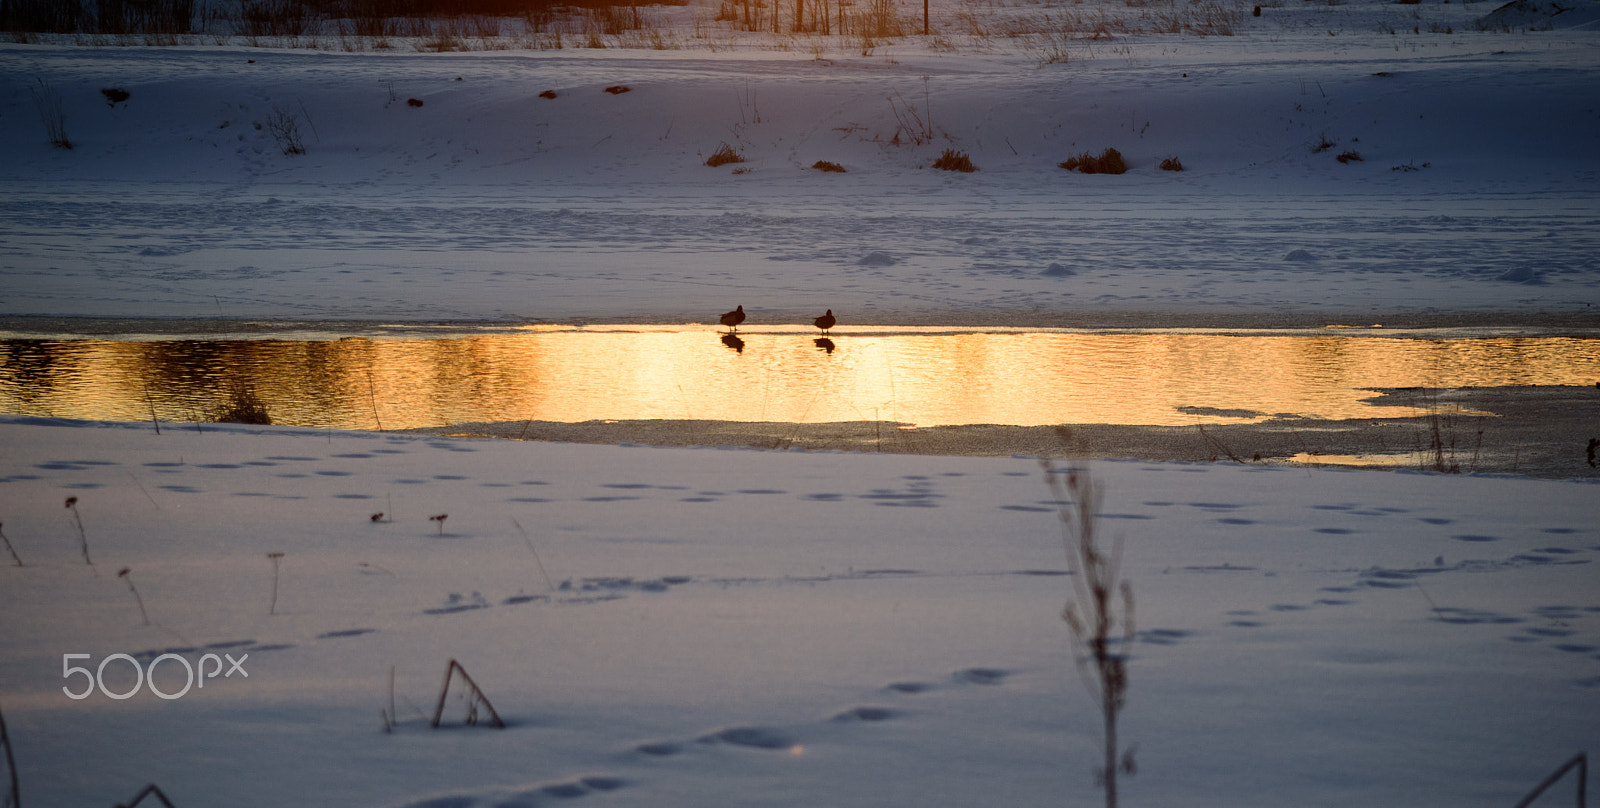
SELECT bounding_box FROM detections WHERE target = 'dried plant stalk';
[1043,458,1135,808]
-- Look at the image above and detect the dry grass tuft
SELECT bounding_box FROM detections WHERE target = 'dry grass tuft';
[811,160,847,173]
[1061,148,1127,174]
[931,148,977,172]
[705,142,745,167]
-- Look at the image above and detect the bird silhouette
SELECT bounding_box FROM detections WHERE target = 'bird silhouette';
[720,305,746,332]
[812,309,835,334]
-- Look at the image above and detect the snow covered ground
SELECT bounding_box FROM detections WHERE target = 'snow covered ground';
[2,1,1599,805]
[0,416,1596,807]
[3,0,1599,326]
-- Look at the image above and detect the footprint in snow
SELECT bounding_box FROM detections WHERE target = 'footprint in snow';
[698,726,797,751]
[1431,608,1520,625]
[204,639,257,650]
[397,776,629,808]
[831,706,899,722]
[1136,629,1195,646]
[634,741,682,756]
[317,628,378,639]
[954,667,1009,685]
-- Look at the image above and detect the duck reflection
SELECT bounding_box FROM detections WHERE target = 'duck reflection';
[720,332,746,354]
[814,337,836,354]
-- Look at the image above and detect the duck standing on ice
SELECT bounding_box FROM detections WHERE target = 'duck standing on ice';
[813,309,836,335]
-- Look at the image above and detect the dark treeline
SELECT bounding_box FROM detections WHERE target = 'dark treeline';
[0,0,659,34]
[1,0,195,32]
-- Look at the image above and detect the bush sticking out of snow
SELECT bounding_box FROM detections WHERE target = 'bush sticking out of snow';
[705,142,744,167]
[539,89,558,99]
[811,160,847,173]
[1060,148,1127,174]
[931,149,977,172]
[265,107,306,155]
[101,87,130,106]
[604,85,631,94]
[29,77,71,150]
[1336,150,1363,164]
[406,97,423,107]
[1160,156,1185,171]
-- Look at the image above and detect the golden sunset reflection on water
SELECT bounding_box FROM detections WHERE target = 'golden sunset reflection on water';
[2,328,1596,430]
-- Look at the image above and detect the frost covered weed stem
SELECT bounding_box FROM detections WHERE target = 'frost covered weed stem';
[118,567,151,625]
[0,523,21,567]
[1042,457,1136,808]
[0,699,19,808]
[65,496,93,570]
[268,552,284,615]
